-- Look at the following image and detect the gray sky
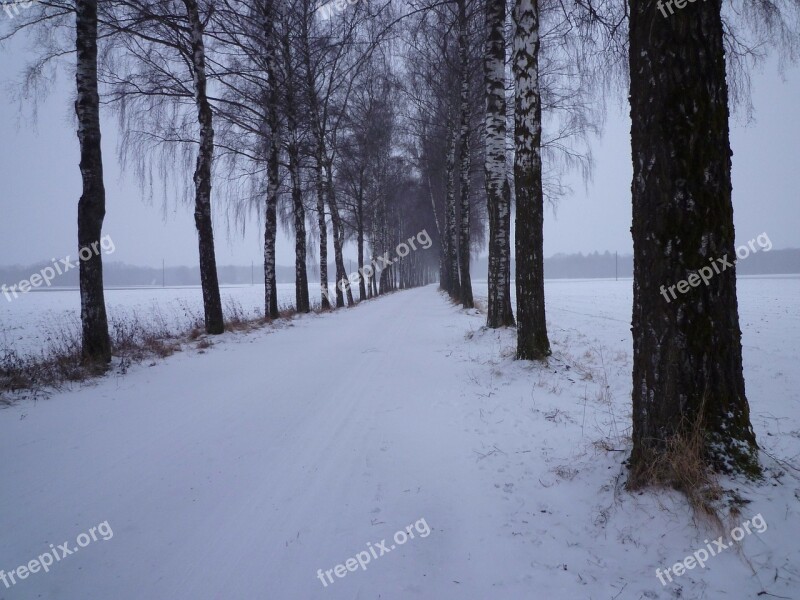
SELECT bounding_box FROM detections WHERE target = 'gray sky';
[553,61,800,259]
[1,38,798,269]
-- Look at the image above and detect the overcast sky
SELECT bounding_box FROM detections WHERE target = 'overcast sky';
[1,36,798,269]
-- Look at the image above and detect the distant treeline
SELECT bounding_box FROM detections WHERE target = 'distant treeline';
[2,249,798,288]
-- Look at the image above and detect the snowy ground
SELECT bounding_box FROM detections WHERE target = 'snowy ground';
[0,278,798,599]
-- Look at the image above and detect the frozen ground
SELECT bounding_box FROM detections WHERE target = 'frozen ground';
[0,278,798,599]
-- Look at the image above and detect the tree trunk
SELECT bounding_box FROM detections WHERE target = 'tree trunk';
[513,0,550,360]
[264,155,279,319]
[288,148,310,313]
[357,187,366,301]
[444,110,460,300]
[425,169,446,291]
[263,1,279,320]
[300,13,331,311]
[75,0,111,364]
[379,204,388,294]
[184,0,224,335]
[315,159,331,309]
[485,0,515,328]
[326,168,354,307]
[282,37,310,313]
[627,0,759,479]
[370,215,380,297]
[457,0,474,309]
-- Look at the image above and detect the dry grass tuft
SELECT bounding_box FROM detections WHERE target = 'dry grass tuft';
[195,338,213,350]
[627,413,725,531]
[1,302,249,405]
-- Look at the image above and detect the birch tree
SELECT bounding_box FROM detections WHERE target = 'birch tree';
[337,64,394,300]
[263,0,281,319]
[484,0,514,327]
[456,0,474,308]
[513,0,550,360]
[0,2,114,362]
[627,0,759,480]
[184,0,225,334]
[279,12,311,313]
[76,0,112,363]
[100,0,225,334]
[203,0,283,319]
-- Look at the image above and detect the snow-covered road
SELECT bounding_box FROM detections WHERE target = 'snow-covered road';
[1,283,798,599]
[0,287,538,599]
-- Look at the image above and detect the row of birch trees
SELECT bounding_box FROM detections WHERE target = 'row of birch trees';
[3,0,799,487]
[402,0,593,360]
[1,0,440,362]
[402,0,798,485]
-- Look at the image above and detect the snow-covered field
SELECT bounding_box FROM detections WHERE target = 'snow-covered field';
[0,278,798,599]
[0,284,296,357]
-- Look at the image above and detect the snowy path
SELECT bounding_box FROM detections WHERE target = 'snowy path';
[1,283,798,600]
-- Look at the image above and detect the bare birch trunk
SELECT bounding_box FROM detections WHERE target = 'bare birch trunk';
[263,1,279,320]
[457,0,474,309]
[75,0,111,364]
[315,159,331,309]
[513,0,550,360]
[357,187,366,301]
[288,148,310,313]
[326,168,354,307]
[444,109,460,300]
[184,0,224,335]
[485,0,515,328]
[282,36,310,313]
[628,0,759,479]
